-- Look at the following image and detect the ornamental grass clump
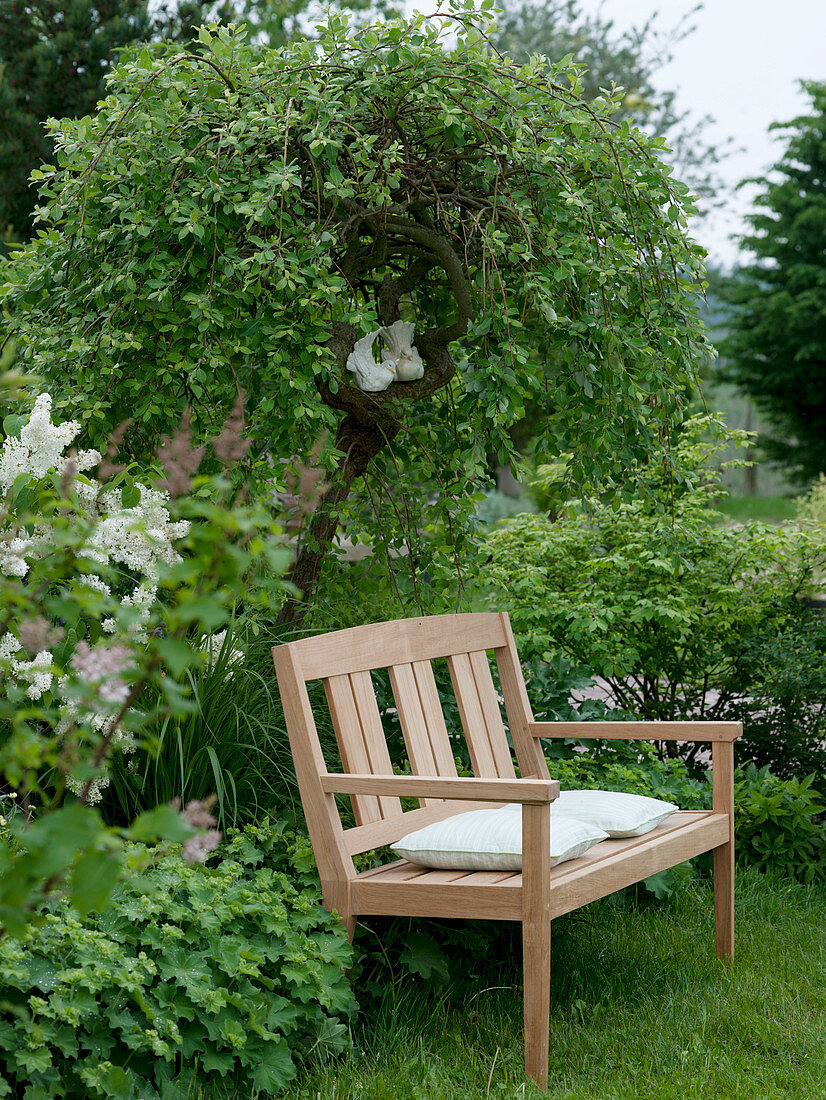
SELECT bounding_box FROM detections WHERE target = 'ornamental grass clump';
[0,821,356,1099]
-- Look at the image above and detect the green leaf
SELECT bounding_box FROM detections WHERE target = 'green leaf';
[70,850,121,915]
[252,1041,296,1092]
[127,805,193,844]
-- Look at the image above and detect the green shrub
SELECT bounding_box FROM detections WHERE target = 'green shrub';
[726,612,826,781]
[104,631,305,833]
[0,821,355,1099]
[796,473,826,528]
[734,764,825,882]
[479,417,826,775]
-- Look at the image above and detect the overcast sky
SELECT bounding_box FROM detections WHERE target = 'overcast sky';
[572,0,826,269]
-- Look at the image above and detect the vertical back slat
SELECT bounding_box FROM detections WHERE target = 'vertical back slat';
[324,675,380,825]
[389,662,458,806]
[495,613,550,780]
[468,649,516,777]
[349,671,402,819]
[413,661,459,777]
[448,651,514,778]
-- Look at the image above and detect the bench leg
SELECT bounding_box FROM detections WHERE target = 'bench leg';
[712,742,735,962]
[323,882,356,943]
[523,912,551,1091]
[523,803,551,1092]
[343,913,356,942]
[713,842,734,962]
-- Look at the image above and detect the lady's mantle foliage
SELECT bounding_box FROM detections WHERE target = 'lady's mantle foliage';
[2,8,709,503]
[0,822,355,1099]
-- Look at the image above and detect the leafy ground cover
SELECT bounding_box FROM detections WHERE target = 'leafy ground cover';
[266,869,825,1100]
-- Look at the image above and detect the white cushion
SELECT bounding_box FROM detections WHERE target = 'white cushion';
[551,790,678,837]
[391,804,608,871]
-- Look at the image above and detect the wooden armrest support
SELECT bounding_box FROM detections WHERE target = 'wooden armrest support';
[320,773,560,804]
[529,721,742,743]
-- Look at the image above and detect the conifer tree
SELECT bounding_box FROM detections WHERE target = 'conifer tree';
[722,82,826,483]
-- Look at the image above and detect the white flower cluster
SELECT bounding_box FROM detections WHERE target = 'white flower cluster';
[0,393,188,638]
[0,634,53,699]
[0,393,100,495]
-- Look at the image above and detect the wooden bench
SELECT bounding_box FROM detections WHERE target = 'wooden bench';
[272,612,740,1091]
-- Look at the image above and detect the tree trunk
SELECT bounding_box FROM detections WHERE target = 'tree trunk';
[274,414,397,632]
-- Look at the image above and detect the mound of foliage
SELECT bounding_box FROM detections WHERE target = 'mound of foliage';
[0,392,289,930]
[480,417,826,776]
[0,821,355,1099]
[1,6,710,621]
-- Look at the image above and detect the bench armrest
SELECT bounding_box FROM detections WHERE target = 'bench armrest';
[529,721,742,743]
[320,773,560,804]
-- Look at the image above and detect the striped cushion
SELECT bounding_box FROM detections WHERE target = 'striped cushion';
[391,804,608,871]
[551,790,678,837]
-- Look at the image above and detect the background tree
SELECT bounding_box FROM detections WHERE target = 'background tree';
[0,0,236,243]
[720,81,826,485]
[491,0,727,207]
[1,11,710,628]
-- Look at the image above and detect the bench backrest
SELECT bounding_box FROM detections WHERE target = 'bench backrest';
[272,612,548,884]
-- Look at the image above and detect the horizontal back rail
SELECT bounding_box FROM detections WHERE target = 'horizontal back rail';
[287,614,508,681]
[530,721,742,742]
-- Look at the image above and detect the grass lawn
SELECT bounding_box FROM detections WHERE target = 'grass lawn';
[715,495,798,524]
[278,869,825,1099]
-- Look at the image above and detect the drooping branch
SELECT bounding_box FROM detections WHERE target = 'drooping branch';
[332,198,475,345]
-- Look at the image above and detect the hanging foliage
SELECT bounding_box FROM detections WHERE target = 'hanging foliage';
[1,5,710,622]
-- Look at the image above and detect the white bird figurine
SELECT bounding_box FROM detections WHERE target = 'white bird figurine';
[379,321,424,382]
[346,330,396,392]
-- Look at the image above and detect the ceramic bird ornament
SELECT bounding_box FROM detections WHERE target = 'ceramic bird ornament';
[345,322,425,392]
[345,330,396,392]
[379,321,424,381]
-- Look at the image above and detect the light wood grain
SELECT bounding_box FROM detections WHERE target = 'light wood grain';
[291,613,507,680]
[324,674,383,825]
[349,670,401,819]
[389,661,457,806]
[447,652,500,777]
[352,868,524,920]
[712,741,735,961]
[273,611,740,1093]
[546,813,729,918]
[472,649,517,776]
[271,643,355,889]
[523,802,552,1091]
[530,720,743,742]
[494,613,549,780]
[412,661,459,775]
[321,772,559,803]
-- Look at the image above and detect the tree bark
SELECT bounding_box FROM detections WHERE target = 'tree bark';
[274,413,398,632]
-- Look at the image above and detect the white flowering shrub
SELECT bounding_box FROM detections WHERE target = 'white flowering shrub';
[0,395,190,803]
[0,392,291,932]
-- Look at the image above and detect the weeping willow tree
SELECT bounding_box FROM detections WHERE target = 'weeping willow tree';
[1,4,710,627]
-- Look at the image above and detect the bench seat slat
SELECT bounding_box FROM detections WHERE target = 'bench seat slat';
[351,813,727,921]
